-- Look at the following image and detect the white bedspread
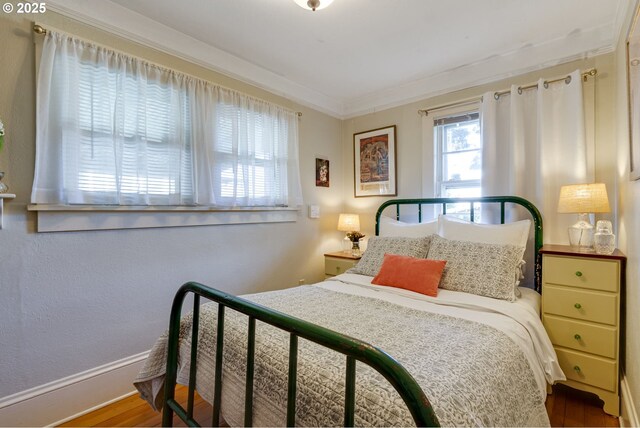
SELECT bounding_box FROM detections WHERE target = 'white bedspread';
[321,273,565,400]
[135,276,565,427]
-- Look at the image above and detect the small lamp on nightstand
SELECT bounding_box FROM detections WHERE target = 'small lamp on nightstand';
[337,213,364,256]
[557,183,611,248]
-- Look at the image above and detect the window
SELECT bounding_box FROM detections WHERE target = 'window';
[71,64,194,205]
[433,111,482,218]
[434,111,481,198]
[213,103,293,207]
[32,31,302,212]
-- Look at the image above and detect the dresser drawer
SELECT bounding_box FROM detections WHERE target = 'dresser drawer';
[543,285,617,326]
[556,348,617,392]
[325,257,356,276]
[544,315,617,358]
[543,255,619,292]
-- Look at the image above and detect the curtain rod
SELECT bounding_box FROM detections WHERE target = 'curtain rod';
[32,24,303,117]
[417,97,482,117]
[418,68,598,116]
[492,68,597,100]
[33,24,46,34]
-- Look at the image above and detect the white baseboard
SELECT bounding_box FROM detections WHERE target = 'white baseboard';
[621,372,640,428]
[0,353,635,427]
[0,351,149,427]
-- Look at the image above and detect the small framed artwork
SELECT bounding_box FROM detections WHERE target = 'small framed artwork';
[353,125,397,197]
[628,3,640,181]
[315,158,330,187]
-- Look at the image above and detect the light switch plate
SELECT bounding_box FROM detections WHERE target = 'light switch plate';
[309,204,320,219]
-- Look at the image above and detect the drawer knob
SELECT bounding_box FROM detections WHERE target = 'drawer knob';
[574,333,582,340]
[575,271,583,277]
[573,365,581,373]
[574,303,582,309]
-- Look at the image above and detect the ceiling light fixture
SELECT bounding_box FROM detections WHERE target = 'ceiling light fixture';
[294,0,334,11]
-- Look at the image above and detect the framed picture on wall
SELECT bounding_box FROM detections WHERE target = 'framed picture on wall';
[353,125,397,197]
[627,3,640,181]
[315,158,330,187]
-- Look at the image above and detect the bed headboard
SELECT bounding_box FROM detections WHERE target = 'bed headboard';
[375,196,543,293]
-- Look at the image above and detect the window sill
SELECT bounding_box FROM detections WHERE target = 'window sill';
[27,204,300,232]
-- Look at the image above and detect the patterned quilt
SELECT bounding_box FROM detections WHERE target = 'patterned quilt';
[134,285,550,427]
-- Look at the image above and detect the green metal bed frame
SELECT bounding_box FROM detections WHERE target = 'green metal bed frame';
[162,196,543,427]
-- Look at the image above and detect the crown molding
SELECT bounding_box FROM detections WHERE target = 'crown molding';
[343,26,615,118]
[44,0,346,118]
[613,0,638,45]
[44,0,618,120]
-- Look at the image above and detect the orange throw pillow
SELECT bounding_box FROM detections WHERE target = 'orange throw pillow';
[371,254,446,297]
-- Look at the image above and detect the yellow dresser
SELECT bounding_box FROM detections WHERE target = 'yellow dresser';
[541,244,626,416]
[324,251,361,279]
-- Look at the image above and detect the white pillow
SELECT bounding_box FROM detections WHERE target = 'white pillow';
[438,215,531,249]
[379,216,438,238]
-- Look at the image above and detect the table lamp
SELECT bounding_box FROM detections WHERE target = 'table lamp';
[557,183,610,248]
[337,213,363,255]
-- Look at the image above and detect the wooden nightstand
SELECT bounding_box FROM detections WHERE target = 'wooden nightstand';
[324,251,361,278]
[540,244,626,416]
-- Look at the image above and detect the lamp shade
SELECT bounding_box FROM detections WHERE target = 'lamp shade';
[337,213,360,232]
[557,183,611,213]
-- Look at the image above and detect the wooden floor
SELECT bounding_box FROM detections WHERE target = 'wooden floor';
[61,384,619,427]
[545,384,619,427]
[58,386,213,428]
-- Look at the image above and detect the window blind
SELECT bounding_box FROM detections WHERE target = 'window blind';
[32,31,302,209]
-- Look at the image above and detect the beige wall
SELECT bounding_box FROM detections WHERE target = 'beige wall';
[614,0,640,422]
[342,56,618,237]
[342,14,638,421]
[0,12,343,398]
[2,5,638,423]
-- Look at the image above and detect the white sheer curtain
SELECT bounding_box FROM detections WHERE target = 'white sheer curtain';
[191,83,302,207]
[481,70,592,244]
[32,31,303,208]
[33,32,194,205]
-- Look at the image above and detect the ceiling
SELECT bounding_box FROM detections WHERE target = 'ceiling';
[47,0,628,118]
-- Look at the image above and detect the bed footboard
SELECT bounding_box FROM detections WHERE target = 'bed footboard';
[162,281,440,427]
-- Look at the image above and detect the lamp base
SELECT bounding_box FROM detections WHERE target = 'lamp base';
[568,213,594,248]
